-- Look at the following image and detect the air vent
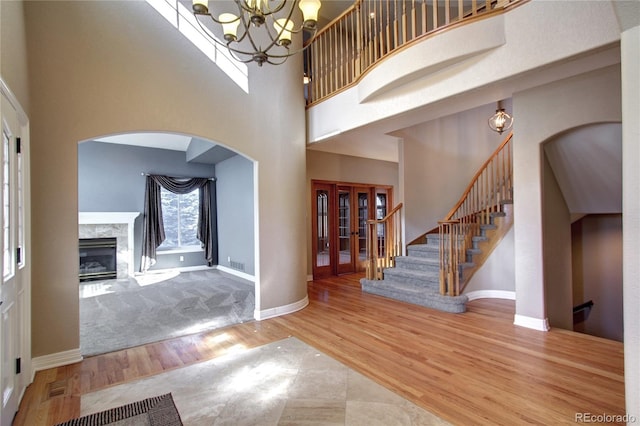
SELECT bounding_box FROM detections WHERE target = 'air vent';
[44,379,68,401]
[230,260,245,271]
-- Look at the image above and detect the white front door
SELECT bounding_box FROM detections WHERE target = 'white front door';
[0,87,28,426]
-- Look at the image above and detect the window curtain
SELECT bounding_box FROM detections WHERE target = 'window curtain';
[140,175,217,272]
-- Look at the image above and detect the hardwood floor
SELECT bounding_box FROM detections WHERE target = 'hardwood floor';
[14,274,625,425]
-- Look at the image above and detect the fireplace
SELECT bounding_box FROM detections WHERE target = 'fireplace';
[79,212,140,279]
[79,237,117,282]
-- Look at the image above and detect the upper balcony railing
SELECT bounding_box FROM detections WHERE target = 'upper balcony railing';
[304,0,523,106]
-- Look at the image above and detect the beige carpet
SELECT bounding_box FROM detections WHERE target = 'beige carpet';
[80,337,450,425]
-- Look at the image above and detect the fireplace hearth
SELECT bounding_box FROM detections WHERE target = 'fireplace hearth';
[79,237,117,282]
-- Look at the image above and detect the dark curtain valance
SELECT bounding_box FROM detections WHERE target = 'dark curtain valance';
[141,175,217,272]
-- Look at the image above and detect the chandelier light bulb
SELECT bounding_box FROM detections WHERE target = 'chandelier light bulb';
[219,13,240,42]
[192,0,322,66]
[488,102,514,135]
[274,19,294,46]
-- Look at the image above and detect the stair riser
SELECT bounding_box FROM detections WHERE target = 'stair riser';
[407,247,440,259]
[383,270,440,288]
[394,258,440,273]
[361,281,467,314]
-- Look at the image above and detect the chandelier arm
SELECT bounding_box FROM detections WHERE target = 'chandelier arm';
[239,0,288,17]
[193,16,260,60]
[192,0,319,65]
[260,31,317,58]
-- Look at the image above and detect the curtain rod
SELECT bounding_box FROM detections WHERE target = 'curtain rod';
[141,172,215,181]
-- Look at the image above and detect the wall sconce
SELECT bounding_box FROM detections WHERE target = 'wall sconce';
[488,100,514,135]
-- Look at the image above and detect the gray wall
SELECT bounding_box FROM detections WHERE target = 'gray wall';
[572,214,623,342]
[216,154,255,275]
[542,155,573,330]
[78,140,216,271]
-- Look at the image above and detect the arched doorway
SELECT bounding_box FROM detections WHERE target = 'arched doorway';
[77,132,257,356]
[542,122,622,341]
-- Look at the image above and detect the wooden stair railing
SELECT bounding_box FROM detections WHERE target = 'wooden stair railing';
[304,0,524,106]
[365,203,403,280]
[439,132,513,296]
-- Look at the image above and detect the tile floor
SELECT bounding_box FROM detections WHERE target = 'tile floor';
[80,337,449,425]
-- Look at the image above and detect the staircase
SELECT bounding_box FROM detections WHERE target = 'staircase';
[361,133,514,313]
[361,236,468,313]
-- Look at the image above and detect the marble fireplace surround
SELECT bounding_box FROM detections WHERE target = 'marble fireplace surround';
[79,212,140,279]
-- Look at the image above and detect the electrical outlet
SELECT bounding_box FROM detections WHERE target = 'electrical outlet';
[179,255,184,262]
[228,256,231,262]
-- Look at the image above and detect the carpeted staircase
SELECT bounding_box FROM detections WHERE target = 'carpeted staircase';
[360,204,512,314]
[360,234,469,313]
[361,133,514,314]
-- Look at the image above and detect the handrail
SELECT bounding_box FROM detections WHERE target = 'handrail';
[365,203,403,280]
[444,133,513,220]
[305,0,525,106]
[439,133,513,296]
[573,300,594,314]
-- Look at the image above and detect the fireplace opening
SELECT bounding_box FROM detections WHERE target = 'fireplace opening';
[79,237,117,282]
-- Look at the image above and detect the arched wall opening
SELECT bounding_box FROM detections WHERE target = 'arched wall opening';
[541,122,622,340]
[511,64,621,330]
[76,131,258,355]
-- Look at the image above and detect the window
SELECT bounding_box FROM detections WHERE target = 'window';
[158,187,201,251]
[145,0,249,92]
[2,128,12,279]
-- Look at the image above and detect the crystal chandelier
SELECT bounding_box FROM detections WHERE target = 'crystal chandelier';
[488,100,514,135]
[192,0,322,66]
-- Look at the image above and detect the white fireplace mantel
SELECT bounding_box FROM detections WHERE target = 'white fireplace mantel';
[79,212,140,226]
[79,212,140,277]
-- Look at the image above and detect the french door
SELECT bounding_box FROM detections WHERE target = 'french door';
[1,82,30,425]
[312,181,391,279]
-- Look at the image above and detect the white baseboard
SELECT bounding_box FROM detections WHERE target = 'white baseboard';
[466,290,516,301]
[513,314,550,331]
[137,264,213,275]
[216,265,256,282]
[31,348,83,380]
[255,295,309,320]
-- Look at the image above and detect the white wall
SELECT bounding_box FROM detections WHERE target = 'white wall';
[24,0,307,357]
[464,227,515,295]
[307,1,621,144]
[617,3,640,415]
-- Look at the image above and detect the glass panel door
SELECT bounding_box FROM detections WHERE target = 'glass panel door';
[311,181,393,279]
[316,191,329,267]
[355,188,370,270]
[312,183,333,278]
[337,187,354,273]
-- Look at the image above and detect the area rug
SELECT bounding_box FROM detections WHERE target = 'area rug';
[79,337,450,425]
[80,269,255,356]
[56,393,182,426]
